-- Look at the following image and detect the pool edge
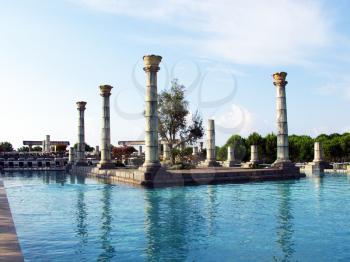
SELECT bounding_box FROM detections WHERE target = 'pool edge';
[0,180,24,262]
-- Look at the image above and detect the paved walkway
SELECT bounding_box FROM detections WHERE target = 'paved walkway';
[0,180,24,262]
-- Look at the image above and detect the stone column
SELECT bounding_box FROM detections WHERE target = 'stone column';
[272,72,292,168]
[192,146,198,156]
[69,147,75,164]
[139,146,143,156]
[141,55,162,171]
[76,101,87,165]
[98,85,114,169]
[250,145,259,163]
[205,119,218,167]
[224,145,236,167]
[313,142,323,162]
[94,145,100,157]
[44,135,51,153]
[163,142,170,162]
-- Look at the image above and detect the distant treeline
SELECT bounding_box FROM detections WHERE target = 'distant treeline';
[217,132,350,163]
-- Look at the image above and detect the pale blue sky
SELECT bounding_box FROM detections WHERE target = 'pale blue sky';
[1,0,350,148]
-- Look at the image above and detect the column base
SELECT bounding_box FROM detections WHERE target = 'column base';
[272,160,295,169]
[223,160,240,167]
[139,162,164,174]
[242,161,259,169]
[202,160,221,168]
[97,162,117,170]
[139,162,162,172]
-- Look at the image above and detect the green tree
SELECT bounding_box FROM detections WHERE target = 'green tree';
[74,143,94,152]
[264,133,277,164]
[218,135,247,162]
[17,146,29,152]
[0,142,13,152]
[158,79,204,164]
[32,146,42,152]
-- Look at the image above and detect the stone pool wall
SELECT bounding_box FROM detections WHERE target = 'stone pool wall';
[0,180,24,262]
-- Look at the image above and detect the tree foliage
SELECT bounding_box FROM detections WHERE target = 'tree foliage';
[217,132,350,163]
[158,79,204,163]
[74,143,94,152]
[0,142,13,152]
[112,146,137,161]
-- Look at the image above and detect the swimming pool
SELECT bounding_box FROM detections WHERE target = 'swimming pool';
[3,172,350,261]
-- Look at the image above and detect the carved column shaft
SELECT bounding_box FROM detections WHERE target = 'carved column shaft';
[76,101,86,163]
[250,145,259,163]
[143,55,162,169]
[227,145,235,161]
[163,143,170,161]
[69,147,75,163]
[314,142,323,162]
[273,72,289,162]
[206,119,216,162]
[99,85,113,166]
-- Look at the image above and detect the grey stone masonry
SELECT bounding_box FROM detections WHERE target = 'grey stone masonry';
[224,145,238,167]
[204,119,219,167]
[272,72,293,169]
[313,142,323,162]
[163,142,170,161]
[98,85,115,169]
[76,101,87,165]
[69,147,75,164]
[250,145,259,163]
[141,55,162,171]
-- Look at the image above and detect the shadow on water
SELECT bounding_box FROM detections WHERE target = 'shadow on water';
[98,184,116,261]
[144,188,189,261]
[274,181,295,262]
[75,175,88,255]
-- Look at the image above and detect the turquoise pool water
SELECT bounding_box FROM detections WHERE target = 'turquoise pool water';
[2,172,350,261]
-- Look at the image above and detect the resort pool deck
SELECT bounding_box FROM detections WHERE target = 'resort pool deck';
[2,171,350,261]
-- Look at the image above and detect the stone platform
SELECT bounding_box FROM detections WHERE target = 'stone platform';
[71,166,304,188]
[0,180,24,262]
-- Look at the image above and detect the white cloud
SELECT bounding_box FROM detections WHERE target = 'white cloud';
[214,104,273,140]
[72,0,332,66]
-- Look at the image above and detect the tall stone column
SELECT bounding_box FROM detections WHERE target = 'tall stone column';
[76,101,87,165]
[272,72,292,168]
[98,85,115,169]
[313,142,323,162]
[205,119,218,167]
[141,55,162,171]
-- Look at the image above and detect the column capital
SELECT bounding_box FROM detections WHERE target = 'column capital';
[143,54,162,72]
[99,85,113,97]
[76,101,87,111]
[273,72,288,87]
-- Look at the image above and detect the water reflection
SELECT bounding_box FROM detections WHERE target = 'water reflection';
[41,172,67,185]
[207,185,218,235]
[275,182,295,262]
[75,175,88,255]
[144,189,189,261]
[98,184,116,261]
